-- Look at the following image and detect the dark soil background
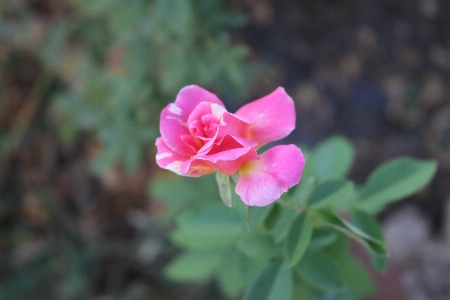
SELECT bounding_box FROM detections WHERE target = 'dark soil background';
[1,0,450,299]
[233,0,450,231]
[235,1,450,298]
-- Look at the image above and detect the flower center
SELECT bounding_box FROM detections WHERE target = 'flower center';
[188,113,220,140]
[187,102,226,141]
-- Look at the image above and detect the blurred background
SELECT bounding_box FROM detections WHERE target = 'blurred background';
[1,0,450,299]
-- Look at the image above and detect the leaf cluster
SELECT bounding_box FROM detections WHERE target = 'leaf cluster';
[152,135,437,299]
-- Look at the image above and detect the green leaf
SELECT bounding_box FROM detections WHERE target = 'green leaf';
[314,209,376,242]
[322,236,376,300]
[263,203,282,231]
[351,210,387,270]
[331,189,360,212]
[176,204,244,238]
[312,136,354,181]
[309,228,338,249]
[237,232,280,260]
[271,209,297,243]
[315,209,388,270]
[290,176,316,206]
[266,263,293,300]
[242,258,267,286]
[293,250,344,291]
[149,174,219,217]
[170,229,236,249]
[239,204,275,230]
[164,249,224,282]
[308,179,353,209]
[217,251,245,297]
[285,211,314,266]
[330,256,375,300]
[216,172,233,207]
[243,262,293,300]
[351,210,383,240]
[297,147,313,179]
[320,233,349,261]
[247,205,274,230]
[358,157,437,213]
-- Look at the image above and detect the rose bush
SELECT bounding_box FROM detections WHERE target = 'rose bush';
[155,85,305,206]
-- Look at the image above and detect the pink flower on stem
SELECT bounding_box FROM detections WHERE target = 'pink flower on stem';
[155,85,305,206]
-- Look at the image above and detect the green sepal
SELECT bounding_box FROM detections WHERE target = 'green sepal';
[216,172,233,208]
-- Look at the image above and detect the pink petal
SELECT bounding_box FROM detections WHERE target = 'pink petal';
[157,137,216,177]
[235,87,296,146]
[175,85,224,116]
[188,102,226,126]
[155,137,190,176]
[219,111,253,138]
[160,86,224,156]
[211,148,258,175]
[184,142,258,176]
[235,145,305,206]
[187,102,226,140]
[179,159,217,177]
[207,134,257,155]
[180,135,203,152]
[194,112,256,155]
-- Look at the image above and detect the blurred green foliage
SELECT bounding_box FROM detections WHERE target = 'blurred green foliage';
[1,0,438,299]
[0,1,250,299]
[152,135,436,300]
[2,0,249,172]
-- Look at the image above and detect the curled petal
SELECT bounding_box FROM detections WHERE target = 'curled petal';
[160,86,224,156]
[174,85,224,116]
[180,135,203,153]
[180,159,217,177]
[187,102,226,141]
[188,102,226,126]
[155,137,190,176]
[236,144,305,206]
[211,148,258,175]
[235,87,295,146]
[219,111,254,138]
[207,134,257,155]
[194,113,257,155]
[195,134,258,173]
[185,146,258,176]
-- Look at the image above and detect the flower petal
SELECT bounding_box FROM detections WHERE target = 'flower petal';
[210,148,258,175]
[186,140,258,176]
[157,137,216,177]
[160,85,224,156]
[235,87,295,146]
[180,135,203,153]
[187,102,226,140]
[175,85,224,115]
[188,102,226,126]
[219,111,253,138]
[235,144,305,206]
[194,112,256,155]
[206,134,258,155]
[155,137,190,176]
[180,159,217,177]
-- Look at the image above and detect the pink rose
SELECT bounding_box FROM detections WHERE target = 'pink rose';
[155,85,305,206]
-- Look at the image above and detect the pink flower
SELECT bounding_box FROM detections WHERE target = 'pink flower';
[155,85,305,206]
